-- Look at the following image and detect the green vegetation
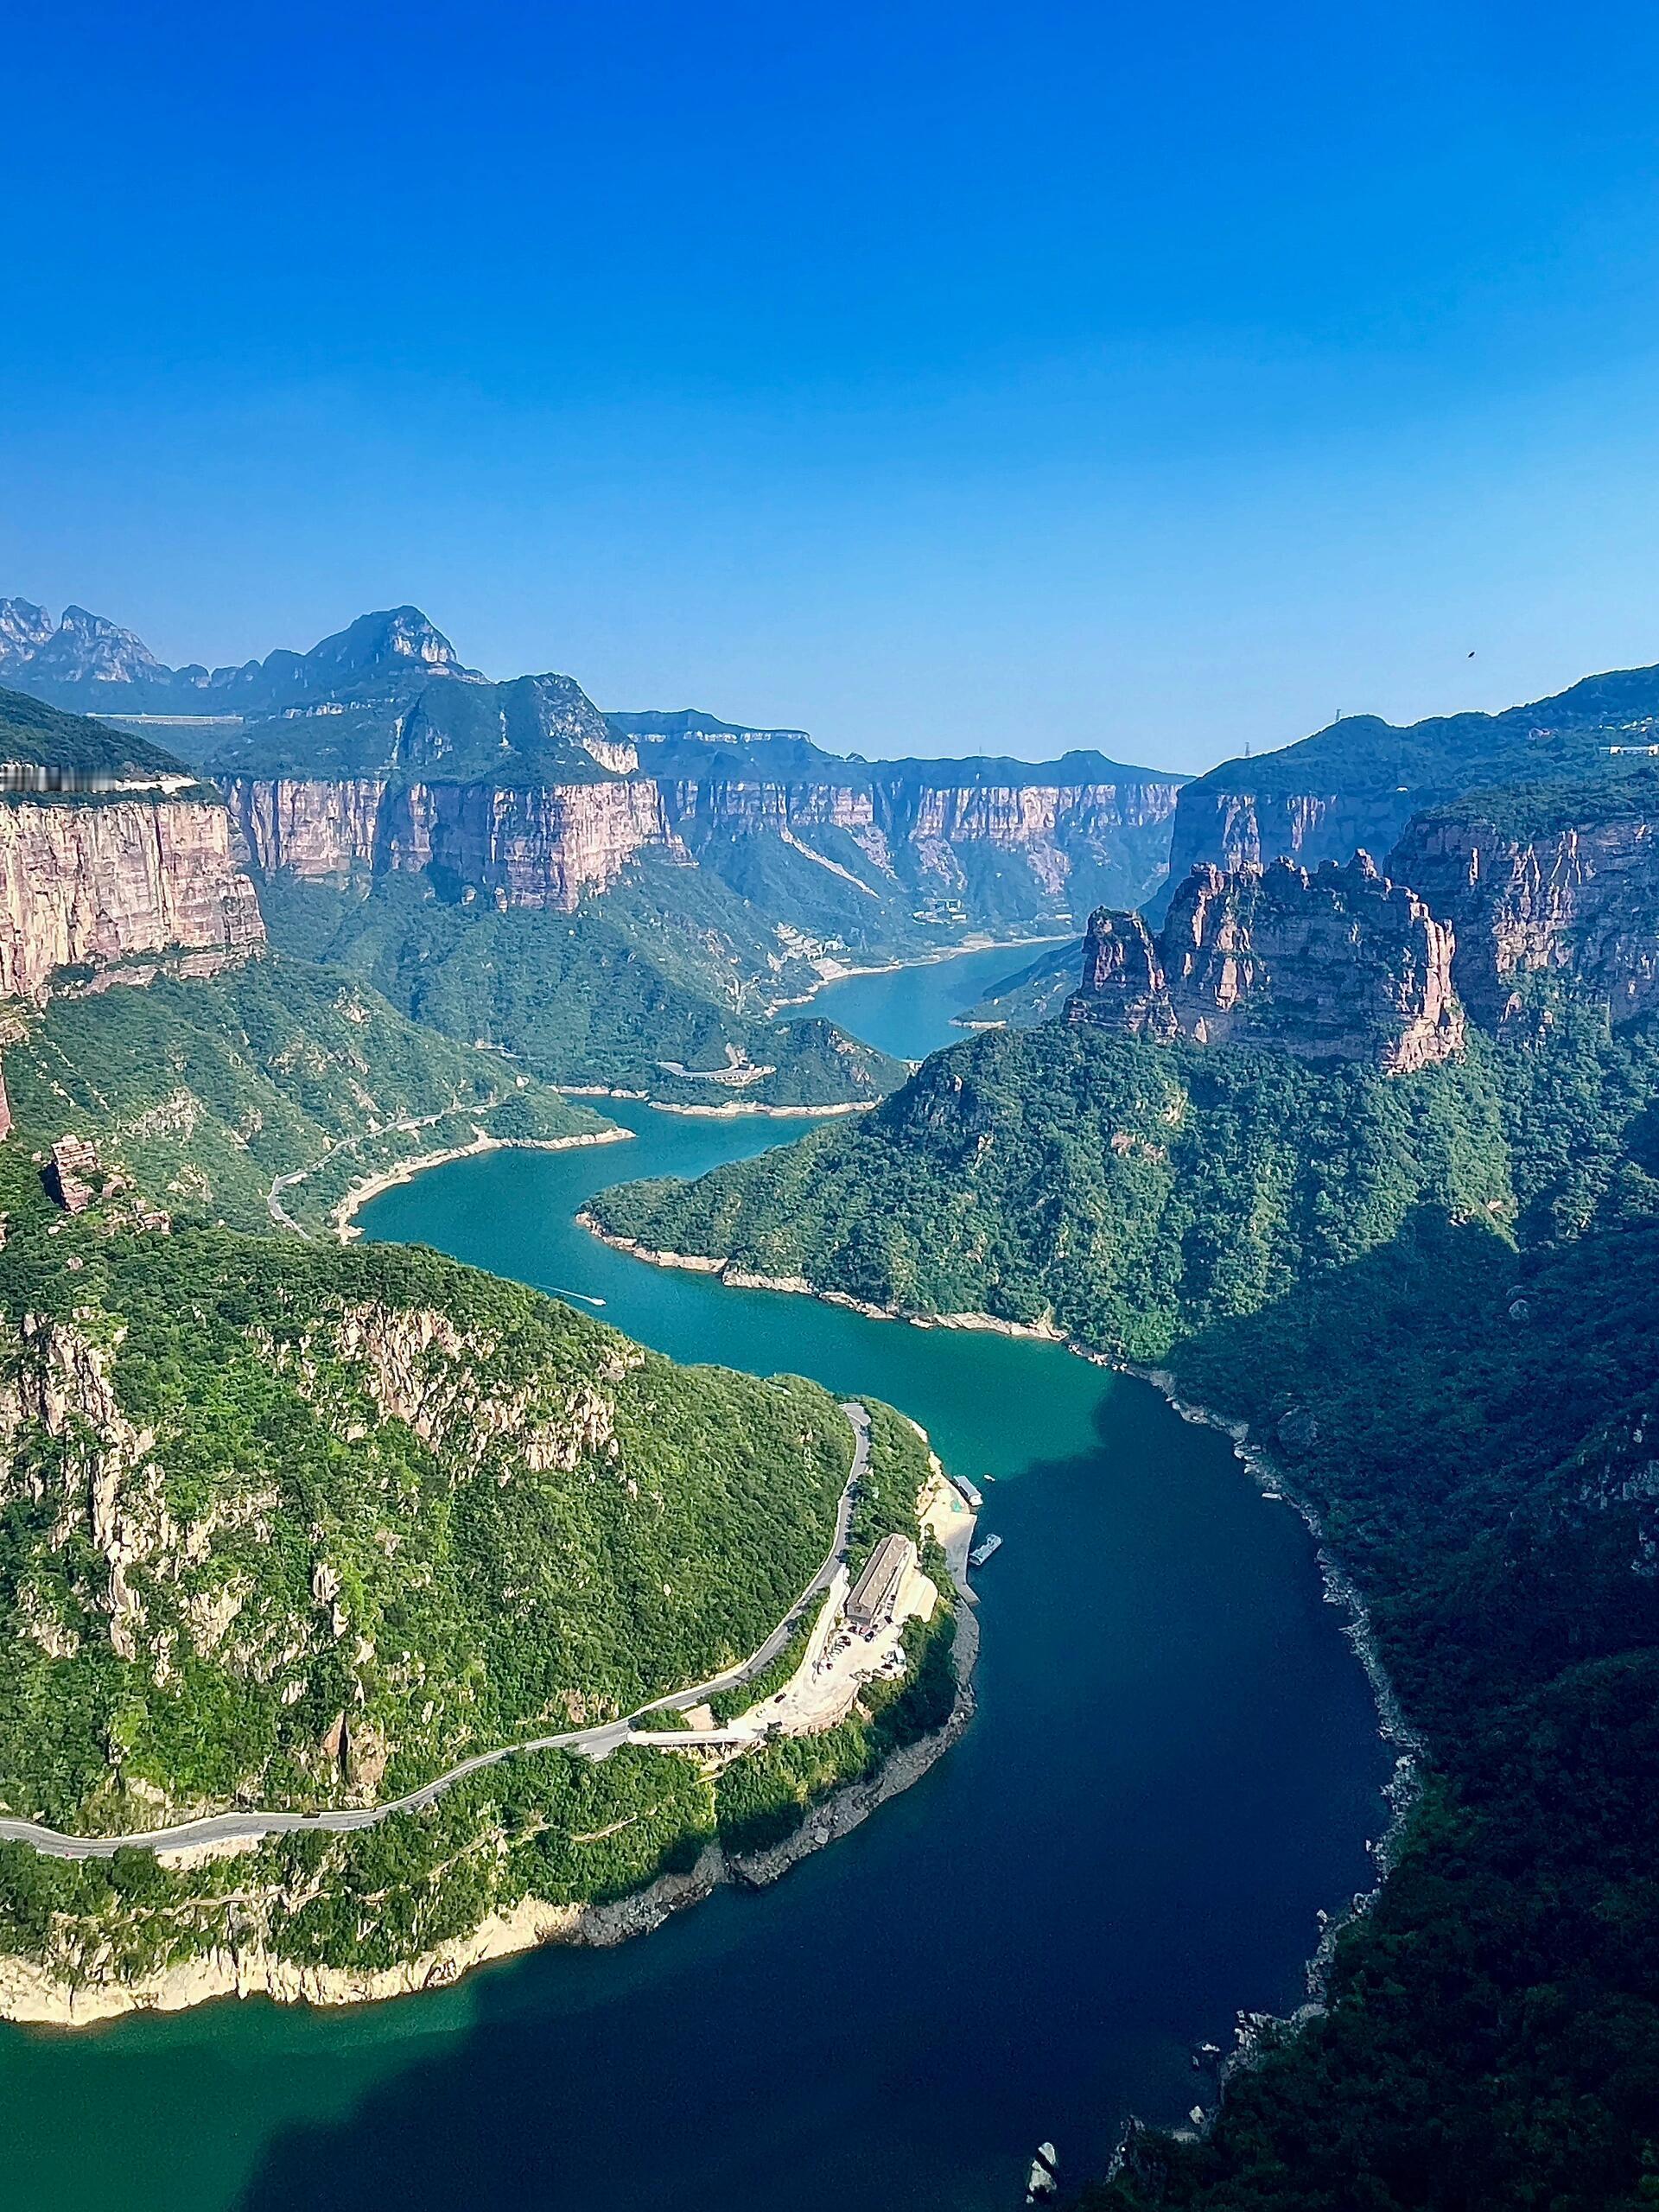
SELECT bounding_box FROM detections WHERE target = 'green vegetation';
[255,868,907,1107]
[0,1745,716,1986]
[704,1622,814,1725]
[0,1205,956,1991]
[1195,655,1659,803]
[1085,1205,1659,2212]
[0,685,192,784]
[0,1229,855,1827]
[202,671,618,786]
[595,1003,1659,2211]
[1414,753,1659,843]
[710,1612,957,1855]
[957,935,1084,1030]
[0,952,607,1232]
[589,1020,1522,1359]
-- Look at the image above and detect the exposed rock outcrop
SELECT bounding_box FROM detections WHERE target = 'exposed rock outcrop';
[0,1317,168,1665]
[1386,802,1659,1025]
[1164,659,1659,891]
[225,762,1183,924]
[4,594,1189,936]
[226,775,686,908]
[0,791,266,1000]
[1076,907,1178,1039]
[1166,785,1399,886]
[1069,854,1465,1073]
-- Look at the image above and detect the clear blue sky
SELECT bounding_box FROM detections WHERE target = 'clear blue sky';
[6,0,1659,768]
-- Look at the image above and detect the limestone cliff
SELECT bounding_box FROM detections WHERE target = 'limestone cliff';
[3,597,1187,932]
[1387,792,1659,1025]
[1166,784,1405,886]
[226,775,685,908]
[225,760,1182,930]
[0,793,265,1001]
[1164,658,1659,895]
[1070,853,1464,1073]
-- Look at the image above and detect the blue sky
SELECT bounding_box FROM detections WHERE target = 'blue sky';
[5,0,1659,768]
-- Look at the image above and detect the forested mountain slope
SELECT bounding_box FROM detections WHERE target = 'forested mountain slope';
[0,680,960,2022]
[255,865,909,1109]
[1166,654,1659,893]
[591,1001,1659,2210]
[0,1162,957,2015]
[0,953,606,1232]
[588,1020,1529,1358]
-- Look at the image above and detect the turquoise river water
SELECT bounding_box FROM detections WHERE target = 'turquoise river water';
[0,944,1391,2212]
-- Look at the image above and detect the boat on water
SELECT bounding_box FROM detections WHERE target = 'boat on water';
[1025,2141,1058,2202]
[969,1532,1002,1568]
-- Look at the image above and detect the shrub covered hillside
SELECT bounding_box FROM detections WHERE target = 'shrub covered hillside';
[0,952,608,1231]
[588,1019,1524,1358]
[0,1204,956,2002]
[0,1058,960,2008]
[591,1005,1659,1358]
[255,865,909,1109]
[1083,1206,1659,2212]
[592,1001,1659,2211]
[0,1230,854,1832]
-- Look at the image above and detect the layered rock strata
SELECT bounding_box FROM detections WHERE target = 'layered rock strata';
[1070,854,1465,1073]
[0,793,265,1001]
[1387,806,1659,1025]
[1166,785,1397,886]
[224,766,1183,919]
[227,776,685,908]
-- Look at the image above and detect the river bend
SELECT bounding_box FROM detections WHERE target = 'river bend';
[0,945,1391,2212]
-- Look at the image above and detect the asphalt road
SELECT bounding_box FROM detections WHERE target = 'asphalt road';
[0,1402,871,1862]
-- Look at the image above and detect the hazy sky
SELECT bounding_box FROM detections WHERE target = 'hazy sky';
[6,1,1659,770]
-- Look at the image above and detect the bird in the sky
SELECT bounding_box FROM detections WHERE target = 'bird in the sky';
[1468,650,1476,658]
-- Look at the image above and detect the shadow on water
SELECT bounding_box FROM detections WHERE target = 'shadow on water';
[232,1383,1389,2212]
[0,956,1389,2212]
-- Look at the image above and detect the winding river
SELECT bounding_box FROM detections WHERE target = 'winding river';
[0,946,1391,2212]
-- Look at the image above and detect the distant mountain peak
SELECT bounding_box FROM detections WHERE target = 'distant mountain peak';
[302,606,478,683]
[0,601,169,687]
[0,597,55,665]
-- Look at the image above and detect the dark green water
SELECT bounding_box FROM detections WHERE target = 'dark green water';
[0,956,1391,2212]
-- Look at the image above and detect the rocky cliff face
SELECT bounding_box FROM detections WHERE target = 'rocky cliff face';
[226,763,1182,928]
[1166,785,1412,887]
[1162,658,1659,895]
[3,595,1187,931]
[1071,853,1464,1073]
[1387,803,1659,1025]
[0,793,266,1001]
[227,776,685,908]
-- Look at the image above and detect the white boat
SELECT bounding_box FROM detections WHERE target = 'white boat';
[969,1532,1002,1568]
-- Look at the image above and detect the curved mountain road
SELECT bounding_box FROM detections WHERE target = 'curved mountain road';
[0,1403,871,1864]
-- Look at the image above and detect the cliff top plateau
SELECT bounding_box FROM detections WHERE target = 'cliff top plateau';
[1184,656,1659,805]
[0,688,201,789]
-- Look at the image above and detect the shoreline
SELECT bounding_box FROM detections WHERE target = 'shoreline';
[576,1216,1421,2059]
[0,1635,980,2031]
[0,1389,978,2031]
[552,1081,882,1119]
[330,1125,634,1242]
[766,931,1074,1011]
[647,1097,878,1121]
